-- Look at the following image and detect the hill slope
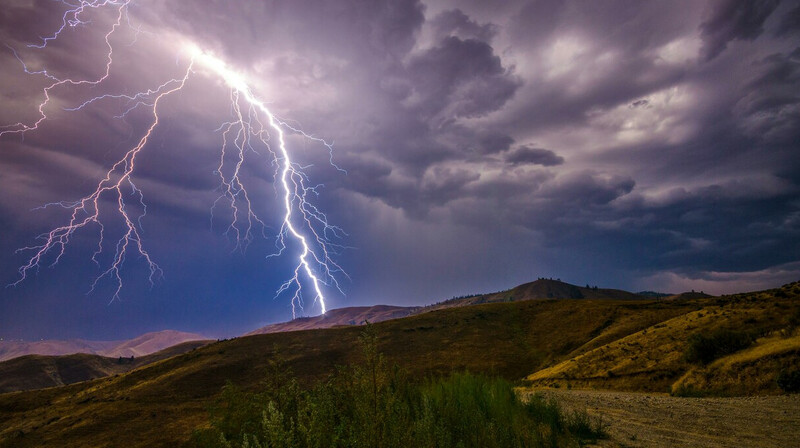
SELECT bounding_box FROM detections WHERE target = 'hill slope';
[248,279,639,335]
[1,282,797,447]
[525,282,800,395]
[0,340,211,394]
[425,278,643,311]
[0,330,207,362]
[0,339,117,363]
[97,330,209,358]
[0,296,697,448]
[247,305,418,335]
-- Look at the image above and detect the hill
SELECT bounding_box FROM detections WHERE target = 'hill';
[0,330,208,362]
[0,340,211,394]
[0,278,640,395]
[248,279,638,335]
[97,330,209,358]
[0,295,701,447]
[247,305,418,335]
[0,281,797,447]
[525,282,800,395]
[425,278,643,311]
[0,339,117,363]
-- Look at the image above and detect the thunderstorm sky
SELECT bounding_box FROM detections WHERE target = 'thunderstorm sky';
[1,0,799,340]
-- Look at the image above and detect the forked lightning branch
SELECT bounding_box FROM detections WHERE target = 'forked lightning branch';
[0,0,346,316]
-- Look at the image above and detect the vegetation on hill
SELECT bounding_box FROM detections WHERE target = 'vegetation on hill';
[525,282,800,396]
[0,297,687,447]
[636,291,670,297]
[683,328,754,365]
[189,326,604,448]
[0,280,797,447]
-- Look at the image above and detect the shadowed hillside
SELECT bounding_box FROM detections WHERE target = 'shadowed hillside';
[0,341,211,394]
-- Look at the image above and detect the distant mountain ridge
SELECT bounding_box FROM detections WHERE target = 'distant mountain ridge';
[0,340,210,393]
[247,305,419,335]
[0,330,207,362]
[247,279,662,335]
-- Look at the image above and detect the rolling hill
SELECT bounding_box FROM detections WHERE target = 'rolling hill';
[0,330,208,362]
[525,282,800,395]
[0,340,211,394]
[248,279,638,335]
[0,339,117,363]
[424,278,644,312]
[0,280,797,447]
[247,305,419,335]
[0,293,702,447]
[97,330,209,358]
[0,279,632,396]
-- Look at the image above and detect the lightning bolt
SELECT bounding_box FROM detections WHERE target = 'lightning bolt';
[1,0,345,316]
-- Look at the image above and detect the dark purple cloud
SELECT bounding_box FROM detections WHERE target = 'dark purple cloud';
[700,0,781,61]
[775,3,800,36]
[429,9,498,42]
[505,146,564,166]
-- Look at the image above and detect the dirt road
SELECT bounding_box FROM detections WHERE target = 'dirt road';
[530,389,800,448]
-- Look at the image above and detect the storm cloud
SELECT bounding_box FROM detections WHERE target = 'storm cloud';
[1,0,799,340]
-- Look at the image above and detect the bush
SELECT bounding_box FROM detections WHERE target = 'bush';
[684,329,753,365]
[776,369,800,393]
[188,325,604,448]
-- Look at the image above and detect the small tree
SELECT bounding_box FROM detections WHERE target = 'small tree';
[777,369,800,393]
[684,329,752,364]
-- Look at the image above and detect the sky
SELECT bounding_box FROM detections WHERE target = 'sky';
[1,0,799,341]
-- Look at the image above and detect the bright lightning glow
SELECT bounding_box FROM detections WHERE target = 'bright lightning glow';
[2,1,346,316]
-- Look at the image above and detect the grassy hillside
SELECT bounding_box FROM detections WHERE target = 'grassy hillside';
[0,279,648,396]
[525,282,800,395]
[1,282,797,447]
[0,341,211,394]
[0,297,695,448]
[671,330,800,396]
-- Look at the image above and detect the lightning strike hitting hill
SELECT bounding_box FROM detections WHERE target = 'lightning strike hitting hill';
[0,0,345,316]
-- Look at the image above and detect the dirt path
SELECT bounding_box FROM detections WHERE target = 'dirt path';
[529,389,800,448]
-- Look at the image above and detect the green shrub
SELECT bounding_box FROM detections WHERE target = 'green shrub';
[684,329,753,365]
[188,325,604,448]
[776,369,800,393]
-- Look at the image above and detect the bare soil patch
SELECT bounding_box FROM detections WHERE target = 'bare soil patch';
[530,389,800,448]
